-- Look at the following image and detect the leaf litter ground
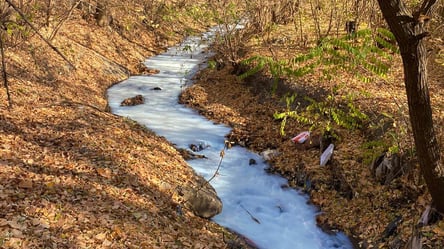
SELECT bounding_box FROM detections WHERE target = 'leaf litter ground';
[0,8,249,249]
[0,3,443,248]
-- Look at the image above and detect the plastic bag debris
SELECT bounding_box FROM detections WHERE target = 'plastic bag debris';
[260,149,279,161]
[320,144,334,166]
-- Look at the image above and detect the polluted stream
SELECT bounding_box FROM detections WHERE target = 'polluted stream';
[107,28,353,249]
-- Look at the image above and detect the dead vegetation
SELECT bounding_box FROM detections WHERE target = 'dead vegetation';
[0,0,249,248]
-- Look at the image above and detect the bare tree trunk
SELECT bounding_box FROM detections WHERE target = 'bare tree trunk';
[309,0,322,41]
[0,31,11,108]
[45,0,51,27]
[377,0,444,212]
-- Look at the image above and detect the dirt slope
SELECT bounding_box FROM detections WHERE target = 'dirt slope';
[0,3,243,248]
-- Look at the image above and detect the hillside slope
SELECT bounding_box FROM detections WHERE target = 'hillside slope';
[0,2,241,248]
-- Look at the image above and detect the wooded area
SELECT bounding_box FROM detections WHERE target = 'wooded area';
[377,0,444,216]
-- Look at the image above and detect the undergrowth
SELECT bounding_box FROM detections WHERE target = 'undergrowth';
[240,28,397,137]
[273,87,368,137]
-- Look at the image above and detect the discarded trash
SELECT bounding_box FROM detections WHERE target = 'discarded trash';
[291,131,310,144]
[305,179,312,192]
[260,149,279,161]
[320,144,334,166]
[176,205,183,216]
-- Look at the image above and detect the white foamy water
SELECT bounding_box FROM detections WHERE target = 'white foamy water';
[107,28,353,249]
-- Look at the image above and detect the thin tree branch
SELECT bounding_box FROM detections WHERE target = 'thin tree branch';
[45,0,51,27]
[4,0,76,70]
[49,0,83,41]
[420,0,438,15]
[206,140,230,184]
[240,204,261,224]
[0,31,11,108]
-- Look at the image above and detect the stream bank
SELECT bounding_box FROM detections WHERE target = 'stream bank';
[107,28,354,249]
[180,27,444,248]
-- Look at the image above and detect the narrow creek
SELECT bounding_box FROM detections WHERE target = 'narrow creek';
[107,28,353,249]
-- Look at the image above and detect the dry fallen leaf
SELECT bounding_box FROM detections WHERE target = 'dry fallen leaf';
[102,239,112,247]
[0,218,8,226]
[38,220,50,229]
[18,179,33,189]
[433,225,444,237]
[95,232,107,241]
[97,168,112,179]
[45,181,56,189]
[10,229,24,238]
[31,218,40,226]
[3,238,22,249]
[7,221,22,230]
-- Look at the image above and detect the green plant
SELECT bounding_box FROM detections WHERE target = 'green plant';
[241,28,396,137]
[4,13,32,46]
[273,88,368,137]
[273,93,301,135]
[182,44,193,53]
[240,28,397,90]
[381,109,414,158]
[361,140,388,165]
[184,3,214,25]
[207,60,217,69]
[362,105,417,166]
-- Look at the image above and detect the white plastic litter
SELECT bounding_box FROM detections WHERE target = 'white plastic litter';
[320,143,335,166]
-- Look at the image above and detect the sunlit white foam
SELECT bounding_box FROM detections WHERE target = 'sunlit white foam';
[107,29,353,249]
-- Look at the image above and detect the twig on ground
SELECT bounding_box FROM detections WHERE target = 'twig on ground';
[240,204,261,224]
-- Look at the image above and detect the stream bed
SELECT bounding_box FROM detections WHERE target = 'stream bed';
[107,29,353,249]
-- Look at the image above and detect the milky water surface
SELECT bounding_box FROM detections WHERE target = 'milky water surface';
[107,29,353,249]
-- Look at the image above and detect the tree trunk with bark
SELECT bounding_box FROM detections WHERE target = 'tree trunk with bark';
[376,0,444,212]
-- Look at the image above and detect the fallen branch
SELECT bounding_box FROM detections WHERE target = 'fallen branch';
[240,204,261,224]
[181,140,231,205]
[206,140,230,184]
[4,0,75,70]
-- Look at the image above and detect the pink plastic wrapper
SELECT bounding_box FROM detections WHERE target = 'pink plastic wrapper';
[291,131,310,144]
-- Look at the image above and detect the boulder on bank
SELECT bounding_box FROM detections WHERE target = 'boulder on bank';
[179,175,222,219]
[120,95,144,106]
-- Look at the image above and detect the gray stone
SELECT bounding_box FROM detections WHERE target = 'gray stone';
[180,175,222,219]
